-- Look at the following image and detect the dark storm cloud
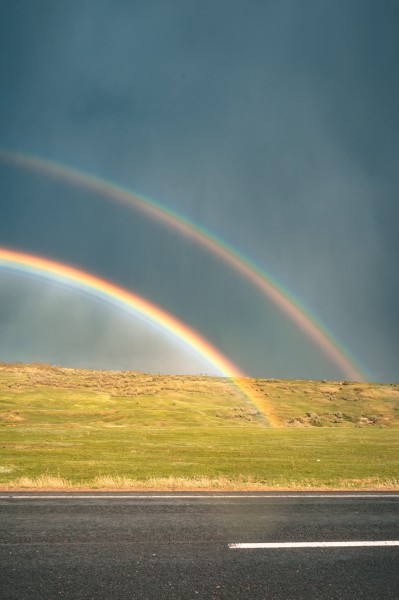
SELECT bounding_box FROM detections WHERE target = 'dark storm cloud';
[0,1,398,379]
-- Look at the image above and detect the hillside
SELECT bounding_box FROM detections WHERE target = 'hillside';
[1,362,397,428]
[0,363,398,490]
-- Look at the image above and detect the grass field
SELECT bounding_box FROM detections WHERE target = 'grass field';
[0,363,398,490]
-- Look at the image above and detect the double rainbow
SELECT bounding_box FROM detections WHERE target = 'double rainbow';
[0,149,367,380]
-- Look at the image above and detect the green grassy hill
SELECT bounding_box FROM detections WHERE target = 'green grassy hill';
[0,363,398,490]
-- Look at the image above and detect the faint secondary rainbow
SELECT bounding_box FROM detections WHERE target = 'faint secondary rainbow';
[0,247,243,378]
[0,149,367,380]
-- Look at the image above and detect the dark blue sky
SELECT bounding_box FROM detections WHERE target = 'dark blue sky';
[0,1,398,380]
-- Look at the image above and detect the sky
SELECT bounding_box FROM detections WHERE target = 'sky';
[0,0,398,381]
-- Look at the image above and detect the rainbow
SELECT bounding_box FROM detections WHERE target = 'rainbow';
[0,247,243,378]
[0,150,367,380]
[0,248,276,422]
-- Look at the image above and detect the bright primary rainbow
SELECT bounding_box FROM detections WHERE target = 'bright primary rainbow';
[0,247,270,418]
[0,150,367,380]
[0,247,242,378]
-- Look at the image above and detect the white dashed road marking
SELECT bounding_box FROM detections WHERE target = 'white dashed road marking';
[229,541,399,549]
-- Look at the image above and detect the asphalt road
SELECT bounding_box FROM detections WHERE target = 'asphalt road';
[1,492,398,599]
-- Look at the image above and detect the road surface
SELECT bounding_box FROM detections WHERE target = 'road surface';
[1,492,398,599]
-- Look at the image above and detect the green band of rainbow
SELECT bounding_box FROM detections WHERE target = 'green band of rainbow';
[0,149,368,380]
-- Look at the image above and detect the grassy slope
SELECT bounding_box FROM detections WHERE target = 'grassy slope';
[0,363,398,489]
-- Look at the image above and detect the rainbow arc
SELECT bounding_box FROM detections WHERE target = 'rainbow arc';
[0,247,241,377]
[0,247,275,421]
